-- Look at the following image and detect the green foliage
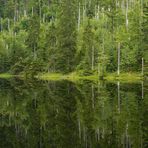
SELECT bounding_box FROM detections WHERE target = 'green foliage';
[26,15,40,57]
[0,0,147,76]
[56,0,77,73]
[11,57,45,77]
[78,19,94,70]
[23,58,45,77]
[141,2,148,66]
[44,22,57,72]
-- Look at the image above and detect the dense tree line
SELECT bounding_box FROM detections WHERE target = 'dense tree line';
[0,0,147,76]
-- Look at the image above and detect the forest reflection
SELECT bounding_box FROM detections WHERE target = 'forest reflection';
[0,79,147,148]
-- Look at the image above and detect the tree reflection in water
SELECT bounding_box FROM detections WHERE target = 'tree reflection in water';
[0,79,147,148]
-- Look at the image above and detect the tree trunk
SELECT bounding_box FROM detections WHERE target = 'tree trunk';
[92,46,95,70]
[8,18,10,31]
[126,0,129,31]
[142,57,144,75]
[117,42,121,76]
[78,2,81,30]
[117,81,120,113]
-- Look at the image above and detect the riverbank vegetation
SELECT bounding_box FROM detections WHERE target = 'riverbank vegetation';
[0,0,147,80]
[0,73,13,79]
[0,72,143,83]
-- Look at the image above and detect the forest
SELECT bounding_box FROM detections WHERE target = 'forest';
[0,1,148,147]
[0,0,147,79]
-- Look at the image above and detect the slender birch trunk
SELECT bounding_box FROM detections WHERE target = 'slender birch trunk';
[92,46,95,71]
[8,18,10,31]
[117,81,121,113]
[97,5,99,20]
[14,16,16,26]
[142,57,144,75]
[117,42,121,76]
[24,9,27,17]
[126,0,129,31]
[78,2,81,30]
[43,14,45,23]
[142,81,144,99]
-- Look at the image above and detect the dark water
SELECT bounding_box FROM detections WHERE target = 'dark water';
[0,79,147,148]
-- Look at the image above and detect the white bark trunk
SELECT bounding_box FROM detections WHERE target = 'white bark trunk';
[43,14,45,23]
[117,42,121,75]
[14,16,16,26]
[117,81,120,113]
[126,0,129,31]
[24,9,27,17]
[8,18,10,31]
[92,46,95,70]
[97,5,100,20]
[142,57,144,75]
[78,2,81,30]
[142,81,144,99]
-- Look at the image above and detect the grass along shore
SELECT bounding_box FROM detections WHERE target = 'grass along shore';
[37,72,144,82]
[0,73,14,79]
[37,72,99,81]
[0,72,144,82]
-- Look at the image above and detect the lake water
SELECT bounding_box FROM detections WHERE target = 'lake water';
[0,78,147,148]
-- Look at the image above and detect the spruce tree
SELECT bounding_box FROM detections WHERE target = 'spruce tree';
[45,22,57,72]
[56,0,77,73]
[26,0,40,59]
[79,19,94,71]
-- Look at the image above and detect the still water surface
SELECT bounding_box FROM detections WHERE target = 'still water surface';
[0,79,147,148]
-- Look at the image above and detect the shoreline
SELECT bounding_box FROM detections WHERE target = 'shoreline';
[38,72,144,83]
[0,72,144,83]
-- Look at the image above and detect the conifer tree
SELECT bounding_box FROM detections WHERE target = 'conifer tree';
[79,19,94,71]
[56,0,77,73]
[26,0,40,59]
